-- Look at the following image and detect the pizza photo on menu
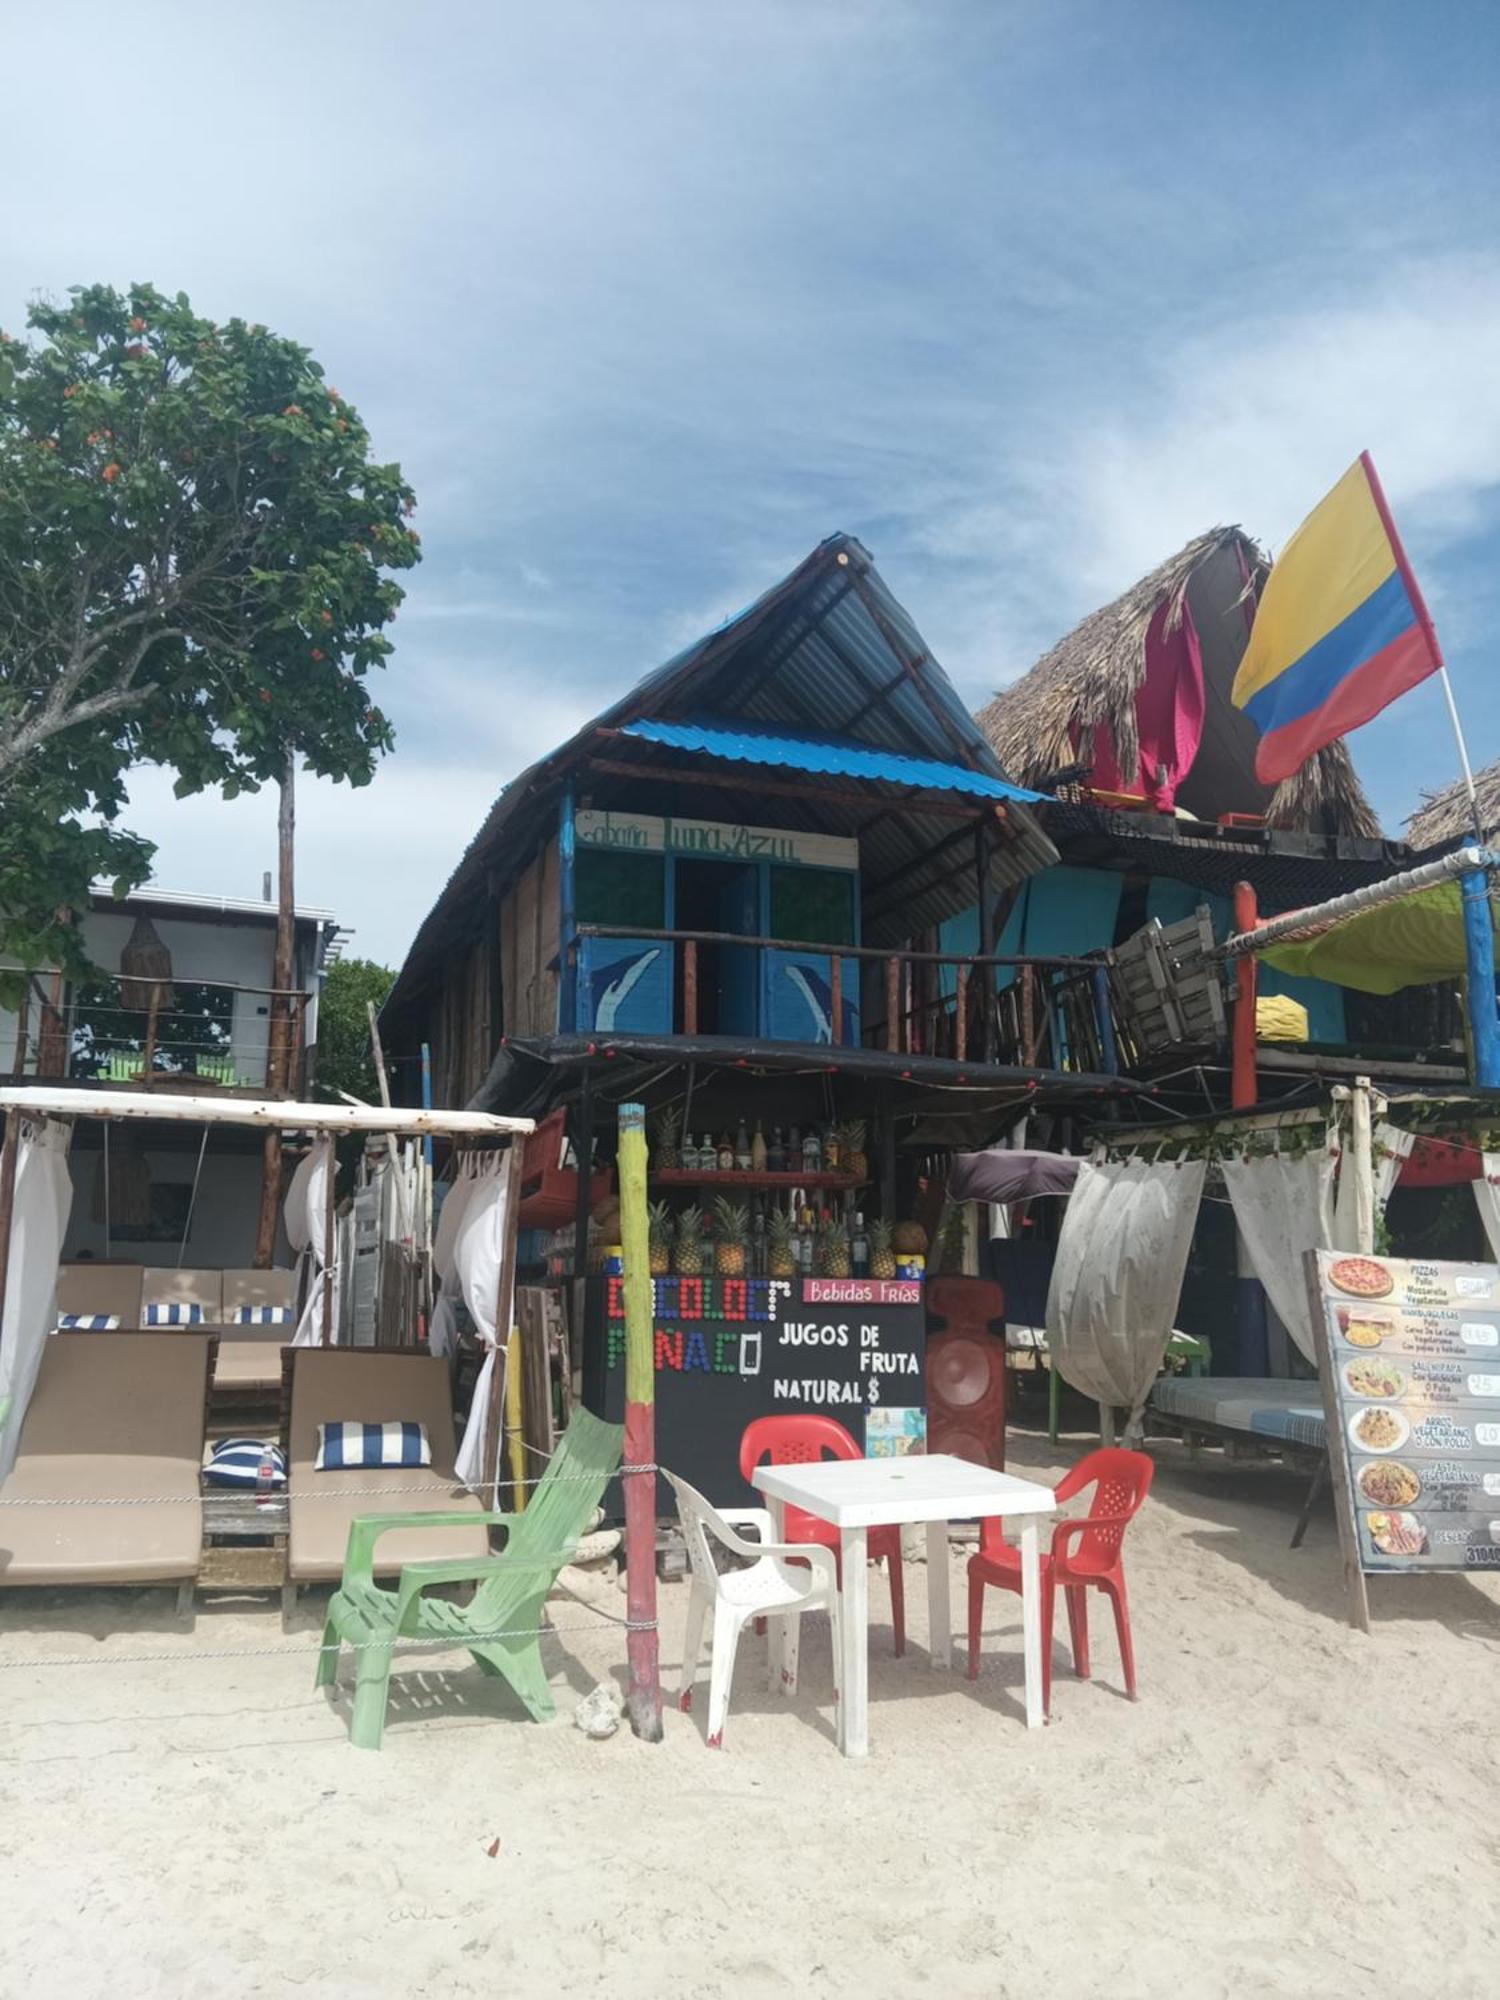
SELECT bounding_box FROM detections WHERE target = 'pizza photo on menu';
[1327,1255,1395,1300]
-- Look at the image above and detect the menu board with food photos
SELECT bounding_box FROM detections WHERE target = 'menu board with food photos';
[1308,1250,1500,1624]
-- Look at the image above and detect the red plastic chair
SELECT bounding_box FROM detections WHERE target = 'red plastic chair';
[739,1415,906,1657]
[966,1448,1152,1712]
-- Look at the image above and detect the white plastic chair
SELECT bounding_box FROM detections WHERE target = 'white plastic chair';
[665,1469,841,1750]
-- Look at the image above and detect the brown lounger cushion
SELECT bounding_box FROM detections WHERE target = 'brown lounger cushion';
[0,1332,213,1586]
[286,1350,487,1583]
[55,1264,144,1328]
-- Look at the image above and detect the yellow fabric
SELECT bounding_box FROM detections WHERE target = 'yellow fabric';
[1255,994,1309,1042]
[1232,459,1397,705]
[1260,880,1500,994]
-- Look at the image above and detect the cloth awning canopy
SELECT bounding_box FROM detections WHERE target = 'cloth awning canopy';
[0,1086,532,1138]
[948,1149,1082,1203]
[1261,880,1499,994]
[621,719,1045,806]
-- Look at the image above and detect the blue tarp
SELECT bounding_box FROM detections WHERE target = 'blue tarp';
[622,718,1046,804]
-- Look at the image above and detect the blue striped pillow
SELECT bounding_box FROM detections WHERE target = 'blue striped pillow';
[144,1302,205,1326]
[56,1313,121,1330]
[314,1421,431,1470]
[205,1439,287,1488]
[230,1305,295,1325]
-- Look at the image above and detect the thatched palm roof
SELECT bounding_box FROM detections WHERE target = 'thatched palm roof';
[975,526,1382,839]
[1407,764,1500,849]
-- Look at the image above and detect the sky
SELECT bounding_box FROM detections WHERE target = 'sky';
[4,2,1500,965]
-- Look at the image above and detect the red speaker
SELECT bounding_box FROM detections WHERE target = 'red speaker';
[925,1277,1007,1470]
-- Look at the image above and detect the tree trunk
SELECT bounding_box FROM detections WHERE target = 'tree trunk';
[255,747,296,1266]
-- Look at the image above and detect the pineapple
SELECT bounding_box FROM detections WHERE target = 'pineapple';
[767,1207,797,1280]
[870,1218,897,1279]
[674,1205,706,1277]
[841,1119,869,1182]
[652,1104,682,1173]
[712,1197,749,1278]
[815,1217,852,1279]
[648,1200,674,1277]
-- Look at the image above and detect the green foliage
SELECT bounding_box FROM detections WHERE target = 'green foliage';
[0,282,419,972]
[314,957,396,1105]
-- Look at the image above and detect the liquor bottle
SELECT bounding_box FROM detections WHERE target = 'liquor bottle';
[735,1117,752,1172]
[716,1130,735,1173]
[750,1120,768,1174]
[825,1124,842,1172]
[850,1211,870,1279]
[802,1125,822,1175]
[787,1124,801,1167]
[767,1125,786,1174]
[751,1204,767,1277]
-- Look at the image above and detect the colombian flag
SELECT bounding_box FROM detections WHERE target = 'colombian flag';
[1232,452,1441,784]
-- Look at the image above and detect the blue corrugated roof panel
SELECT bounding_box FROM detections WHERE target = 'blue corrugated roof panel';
[623,719,1046,803]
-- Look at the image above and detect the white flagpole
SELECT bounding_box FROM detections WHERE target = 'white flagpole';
[1437,662,1485,844]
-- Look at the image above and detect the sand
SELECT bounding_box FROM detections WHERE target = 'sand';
[3,1425,1499,1999]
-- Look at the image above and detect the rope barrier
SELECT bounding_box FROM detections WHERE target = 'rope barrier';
[0,1611,660,1673]
[0,1465,657,1507]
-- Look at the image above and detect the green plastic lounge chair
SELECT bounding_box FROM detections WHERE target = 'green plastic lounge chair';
[316,1406,624,1749]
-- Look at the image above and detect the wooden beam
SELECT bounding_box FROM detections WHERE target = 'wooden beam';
[0,1085,531,1136]
[848,569,982,769]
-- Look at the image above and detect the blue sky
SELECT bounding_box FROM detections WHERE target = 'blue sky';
[4,3,1499,963]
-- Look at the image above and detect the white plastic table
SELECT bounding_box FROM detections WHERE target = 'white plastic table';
[751,1454,1057,1756]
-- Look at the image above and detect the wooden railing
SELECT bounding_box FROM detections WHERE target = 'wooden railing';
[4,980,311,1096]
[569,924,1120,1074]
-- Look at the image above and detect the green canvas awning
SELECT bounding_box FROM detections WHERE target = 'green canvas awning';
[1261,880,1500,994]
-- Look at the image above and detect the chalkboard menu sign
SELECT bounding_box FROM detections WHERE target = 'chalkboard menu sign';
[1307,1249,1500,1625]
[581,1273,927,1511]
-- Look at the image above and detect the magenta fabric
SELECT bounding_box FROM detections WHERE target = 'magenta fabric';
[1083,598,1206,809]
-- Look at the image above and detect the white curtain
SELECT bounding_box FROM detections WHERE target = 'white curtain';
[1475,1151,1500,1261]
[290,1136,338,1348]
[1046,1155,1207,1438]
[1224,1119,1414,1367]
[427,1171,478,1360]
[1372,1122,1416,1210]
[0,1117,75,1477]
[1222,1137,1337,1366]
[453,1160,515,1493]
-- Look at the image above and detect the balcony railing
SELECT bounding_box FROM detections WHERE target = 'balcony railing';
[4,982,311,1096]
[568,924,1120,1074]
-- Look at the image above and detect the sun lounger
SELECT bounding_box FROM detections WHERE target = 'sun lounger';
[282,1350,488,1618]
[55,1262,145,1330]
[215,1269,299,1394]
[0,1331,214,1605]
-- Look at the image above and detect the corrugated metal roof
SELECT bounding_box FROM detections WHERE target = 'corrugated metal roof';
[622,719,1046,803]
[383,534,1059,1025]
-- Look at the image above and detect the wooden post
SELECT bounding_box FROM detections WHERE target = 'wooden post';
[1232,880,1259,1109]
[481,1144,525,1508]
[829,954,842,1049]
[618,1101,663,1742]
[319,1134,336,1345]
[682,939,698,1035]
[141,988,161,1084]
[255,746,297,1265]
[975,819,997,1064]
[954,965,968,1063]
[1460,867,1500,1087]
[885,957,900,1053]
[558,786,578,1033]
[1305,1249,1372,1634]
[0,1110,20,1340]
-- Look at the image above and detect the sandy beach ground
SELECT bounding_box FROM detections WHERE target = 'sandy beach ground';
[3,1423,1498,1999]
